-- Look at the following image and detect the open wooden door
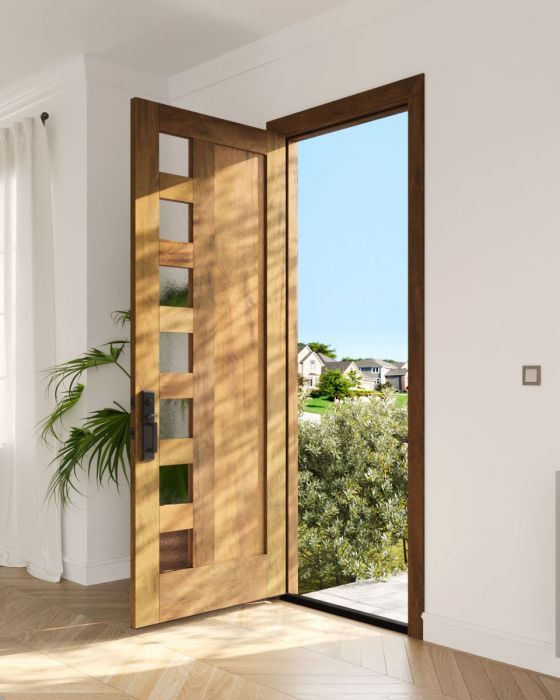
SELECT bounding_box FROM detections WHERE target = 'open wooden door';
[130,98,287,628]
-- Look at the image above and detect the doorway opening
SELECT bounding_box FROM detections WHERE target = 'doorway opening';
[269,75,424,638]
[296,112,409,627]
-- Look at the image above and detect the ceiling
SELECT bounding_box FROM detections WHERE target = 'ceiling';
[0,0,352,90]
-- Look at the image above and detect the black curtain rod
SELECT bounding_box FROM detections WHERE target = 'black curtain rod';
[40,112,49,125]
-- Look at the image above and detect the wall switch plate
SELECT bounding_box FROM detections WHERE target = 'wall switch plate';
[522,365,541,385]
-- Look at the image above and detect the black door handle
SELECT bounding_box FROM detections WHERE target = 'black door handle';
[140,390,158,461]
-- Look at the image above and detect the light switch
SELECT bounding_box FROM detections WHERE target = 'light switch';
[522,365,541,385]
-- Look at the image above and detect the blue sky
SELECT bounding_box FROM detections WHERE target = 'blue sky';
[298,112,408,361]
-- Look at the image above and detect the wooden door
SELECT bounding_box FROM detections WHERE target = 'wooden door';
[130,98,287,628]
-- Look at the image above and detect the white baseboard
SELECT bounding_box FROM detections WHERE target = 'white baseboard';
[63,556,130,586]
[423,612,560,678]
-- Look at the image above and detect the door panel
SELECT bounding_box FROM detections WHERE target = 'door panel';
[131,98,287,627]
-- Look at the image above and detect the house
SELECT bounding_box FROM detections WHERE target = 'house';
[297,343,323,387]
[320,359,361,379]
[2,0,558,690]
[354,358,406,388]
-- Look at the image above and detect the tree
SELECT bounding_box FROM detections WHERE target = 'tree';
[307,342,336,358]
[317,369,354,400]
[342,356,362,362]
[298,394,408,591]
[347,370,362,390]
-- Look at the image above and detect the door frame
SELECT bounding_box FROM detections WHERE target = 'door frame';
[267,74,425,639]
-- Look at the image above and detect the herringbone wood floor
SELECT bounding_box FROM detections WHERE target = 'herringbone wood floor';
[0,567,559,699]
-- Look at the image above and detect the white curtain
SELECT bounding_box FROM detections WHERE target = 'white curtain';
[0,117,62,582]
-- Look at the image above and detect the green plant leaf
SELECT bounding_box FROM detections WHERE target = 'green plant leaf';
[48,405,131,505]
[43,343,128,400]
[112,309,131,327]
[38,382,85,444]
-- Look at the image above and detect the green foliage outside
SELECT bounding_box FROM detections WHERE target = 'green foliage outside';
[302,394,332,414]
[298,391,408,593]
[306,342,336,358]
[316,369,357,400]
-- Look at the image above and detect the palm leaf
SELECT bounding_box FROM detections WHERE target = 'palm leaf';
[38,382,84,444]
[48,405,131,505]
[43,343,128,400]
[112,309,131,327]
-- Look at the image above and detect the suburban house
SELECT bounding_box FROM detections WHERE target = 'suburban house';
[298,346,408,392]
[297,343,323,387]
[4,1,560,693]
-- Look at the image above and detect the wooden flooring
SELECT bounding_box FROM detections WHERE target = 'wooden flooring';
[0,567,559,699]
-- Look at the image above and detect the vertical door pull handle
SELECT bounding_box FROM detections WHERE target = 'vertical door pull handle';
[141,390,157,461]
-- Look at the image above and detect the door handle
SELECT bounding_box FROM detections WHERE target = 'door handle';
[140,390,157,461]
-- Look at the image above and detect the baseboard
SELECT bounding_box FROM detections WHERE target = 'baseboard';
[423,612,560,678]
[63,556,130,586]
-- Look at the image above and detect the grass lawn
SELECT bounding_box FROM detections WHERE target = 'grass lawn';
[303,392,408,414]
[303,395,332,414]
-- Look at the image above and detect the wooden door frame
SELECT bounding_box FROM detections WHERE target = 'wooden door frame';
[267,74,425,639]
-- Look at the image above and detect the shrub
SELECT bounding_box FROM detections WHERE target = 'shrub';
[317,369,354,400]
[298,394,408,592]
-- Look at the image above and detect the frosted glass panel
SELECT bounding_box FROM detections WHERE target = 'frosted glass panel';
[160,399,190,440]
[160,465,189,505]
[160,200,190,242]
[160,332,189,374]
[160,266,189,307]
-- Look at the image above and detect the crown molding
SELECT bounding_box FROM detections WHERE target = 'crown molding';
[84,56,169,100]
[169,0,426,101]
[0,55,86,120]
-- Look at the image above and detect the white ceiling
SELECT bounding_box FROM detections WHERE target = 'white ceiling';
[1,0,352,90]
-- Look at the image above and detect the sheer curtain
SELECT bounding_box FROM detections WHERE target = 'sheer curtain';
[0,117,62,581]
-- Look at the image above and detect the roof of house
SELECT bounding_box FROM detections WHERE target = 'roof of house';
[297,343,307,352]
[386,368,407,377]
[355,358,397,369]
[317,352,335,364]
[360,371,379,383]
[321,360,356,373]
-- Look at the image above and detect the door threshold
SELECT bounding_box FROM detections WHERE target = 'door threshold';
[280,594,408,634]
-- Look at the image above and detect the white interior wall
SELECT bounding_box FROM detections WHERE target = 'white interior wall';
[168,0,560,676]
[1,0,559,677]
[0,60,167,586]
[0,72,90,581]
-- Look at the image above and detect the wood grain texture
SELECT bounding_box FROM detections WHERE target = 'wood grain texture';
[193,140,266,567]
[160,305,193,333]
[160,503,194,533]
[159,240,193,268]
[159,102,268,155]
[159,372,193,399]
[159,172,193,202]
[268,75,422,138]
[192,138,216,569]
[266,129,287,597]
[286,141,299,594]
[407,73,425,640]
[2,569,560,700]
[159,555,268,622]
[267,74,425,637]
[130,97,161,629]
[160,438,194,466]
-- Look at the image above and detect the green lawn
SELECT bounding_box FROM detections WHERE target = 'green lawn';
[303,392,408,414]
[303,395,332,414]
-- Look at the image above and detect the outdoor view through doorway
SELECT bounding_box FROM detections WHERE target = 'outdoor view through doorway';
[297,112,409,625]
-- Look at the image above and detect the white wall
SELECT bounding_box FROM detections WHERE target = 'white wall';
[0,70,90,582]
[0,59,168,586]
[2,0,560,676]
[168,0,560,676]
